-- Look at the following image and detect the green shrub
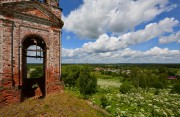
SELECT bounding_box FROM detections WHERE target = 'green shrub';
[154,89,160,95]
[100,95,109,108]
[152,81,164,89]
[30,67,43,78]
[170,83,180,94]
[119,82,133,94]
[119,76,124,82]
[77,66,97,97]
[62,65,80,87]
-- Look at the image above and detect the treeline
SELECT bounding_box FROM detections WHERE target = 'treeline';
[63,63,180,69]
[61,64,180,95]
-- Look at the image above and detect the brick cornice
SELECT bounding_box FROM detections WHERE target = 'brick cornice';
[0,1,64,28]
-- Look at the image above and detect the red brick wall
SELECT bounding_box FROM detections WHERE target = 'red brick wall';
[0,1,64,106]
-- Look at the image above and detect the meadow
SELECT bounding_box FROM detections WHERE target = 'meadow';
[62,64,180,116]
[91,76,180,116]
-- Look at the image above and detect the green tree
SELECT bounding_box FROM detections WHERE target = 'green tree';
[170,83,180,94]
[77,66,97,97]
[30,67,43,78]
[62,65,80,87]
[119,81,134,94]
[138,73,148,88]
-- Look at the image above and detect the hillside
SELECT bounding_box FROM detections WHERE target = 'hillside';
[0,92,108,117]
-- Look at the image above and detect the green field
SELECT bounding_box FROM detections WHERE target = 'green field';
[62,64,180,116]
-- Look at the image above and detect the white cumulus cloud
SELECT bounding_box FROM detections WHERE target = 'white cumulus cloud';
[63,0,176,39]
[82,18,178,53]
[159,31,180,44]
[62,47,180,63]
[62,17,179,63]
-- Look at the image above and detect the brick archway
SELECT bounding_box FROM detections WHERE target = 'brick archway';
[0,1,64,105]
[21,34,47,100]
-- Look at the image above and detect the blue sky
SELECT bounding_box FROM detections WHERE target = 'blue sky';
[60,0,180,63]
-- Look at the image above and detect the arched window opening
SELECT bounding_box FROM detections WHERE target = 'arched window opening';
[27,45,44,79]
[21,35,47,100]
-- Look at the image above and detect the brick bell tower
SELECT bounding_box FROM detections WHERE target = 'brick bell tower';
[0,0,64,105]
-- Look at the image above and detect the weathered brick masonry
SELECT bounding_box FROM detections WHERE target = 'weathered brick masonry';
[0,0,64,106]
